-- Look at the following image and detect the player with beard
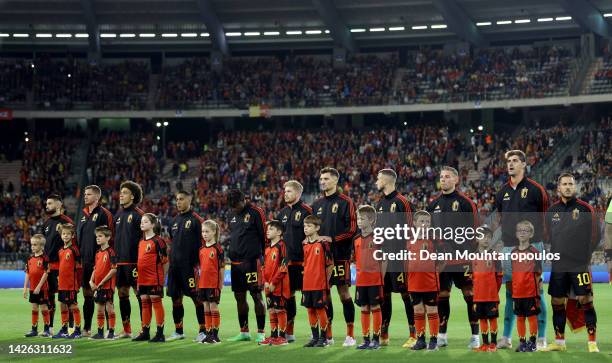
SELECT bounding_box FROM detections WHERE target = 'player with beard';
[276,180,312,342]
[495,150,549,350]
[77,185,113,337]
[373,169,416,347]
[42,194,74,333]
[113,181,145,338]
[311,167,357,347]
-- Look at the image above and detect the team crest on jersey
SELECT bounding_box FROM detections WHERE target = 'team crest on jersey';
[127,214,133,223]
[185,220,192,229]
[146,243,152,252]
[209,251,215,258]
[295,211,302,221]
[486,260,492,268]
[315,247,320,255]
[272,252,277,260]
[244,214,251,223]
[37,260,42,267]
[56,224,62,232]
[572,208,580,220]
[521,188,528,199]
[92,213,98,222]
[421,243,428,251]
[66,252,71,260]
[332,203,339,213]
[452,201,459,212]
[103,255,108,263]
[390,203,397,212]
[317,207,323,215]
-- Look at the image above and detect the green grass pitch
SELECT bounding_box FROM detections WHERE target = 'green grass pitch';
[0,285,611,362]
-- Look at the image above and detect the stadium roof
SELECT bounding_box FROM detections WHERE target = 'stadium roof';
[0,0,610,53]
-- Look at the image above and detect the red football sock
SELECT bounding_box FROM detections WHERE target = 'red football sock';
[490,318,497,334]
[211,310,220,329]
[372,308,382,337]
[415,312,426,338]
[528,315,538,339]
[427,312,439,337]
[32,309,39,327]
[307,308,318,328]
[151,297,164,327]
[109,311,116,330]
[141,298,152,327]
[204,311,212,331]
[270,311,278,335]
[42,309,50,326]
[71,306,81,327]
[61,309,69,327]
[517,316,526,340]
[361,311,370,337]
[277,310,287,334]
[316,308,329,332]
[479,319,489,335]
[97,308,105,329]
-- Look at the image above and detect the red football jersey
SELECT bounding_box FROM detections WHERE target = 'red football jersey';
[93,247,118,290]
[137,236,167,286]
[353,234,383,287]
[58,244,81,291]
[263,240,290,298]
[26,254,49,292]
[511,245,542,299]
[198,241,225,289]
[407,239,439,292]
[472,253,502,302]
[302,239,332,291]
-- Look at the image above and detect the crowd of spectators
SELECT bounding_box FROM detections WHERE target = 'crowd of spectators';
[397,46,574,104]
[0,59,32,104]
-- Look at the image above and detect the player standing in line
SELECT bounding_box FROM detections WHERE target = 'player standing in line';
[166,191,206,342]
[260,220,291,346]
[312,167,357,347]
[407,211,440,352]
[89,226,118,340]
[226,189,268,343]
[132,213,168,343]
[495,150,549,350]
[301,215,333,348]
[374,168,416,347]
[426,166,479,348]
[511,220,541,353]
[113,181,145,338]
[545,173,600,352]
[471,227,502,352]
[353,205,383,350]
[198,220,224,344]
[53,223,82,339]
[276,180,312,342]
[77,185,114,337]
[42,194,74,333]
[23,234,51,337]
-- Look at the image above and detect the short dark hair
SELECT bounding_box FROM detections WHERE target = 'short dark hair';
[304,215,322,226]
[267,220,284,233]
[227,189,244,207]
[320,167,339,179]
[505,150,526,163]
[120,180,143,205]
[414,210,431,221]
[176,190,192,197]
[557,172,575,185]
[95,225,112,238]
[479,225,493,238]
[47,193,63,203]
